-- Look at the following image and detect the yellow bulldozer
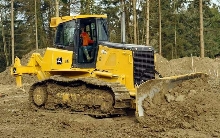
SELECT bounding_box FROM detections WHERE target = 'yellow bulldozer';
[11,14,206,119]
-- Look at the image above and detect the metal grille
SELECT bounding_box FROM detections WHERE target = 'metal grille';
[133,50,155,85]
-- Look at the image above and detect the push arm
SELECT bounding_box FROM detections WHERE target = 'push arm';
[11,53,50,87]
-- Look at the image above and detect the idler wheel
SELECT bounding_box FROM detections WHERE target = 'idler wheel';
[33,86,47,106]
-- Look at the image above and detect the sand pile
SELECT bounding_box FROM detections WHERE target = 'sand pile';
[138,76,220,136]
[155,54,220,78]
[139,55,220,135]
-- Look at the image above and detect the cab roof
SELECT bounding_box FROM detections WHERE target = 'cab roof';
[50,14,107,28]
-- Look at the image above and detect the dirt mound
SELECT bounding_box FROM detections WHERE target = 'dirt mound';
[0,67,16,85]
[0,49,46,85]
[20,49,46,65]
[155,54,220,78]
[139,75,220,137]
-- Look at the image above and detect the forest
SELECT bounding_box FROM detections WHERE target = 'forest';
[0,0,220,72]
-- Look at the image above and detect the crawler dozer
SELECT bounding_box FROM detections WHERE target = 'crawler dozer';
[11,15,207,119]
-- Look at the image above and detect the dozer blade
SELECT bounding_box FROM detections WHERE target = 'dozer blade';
[136,72,208,123]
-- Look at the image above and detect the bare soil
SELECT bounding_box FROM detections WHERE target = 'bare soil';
[0,51,220,137]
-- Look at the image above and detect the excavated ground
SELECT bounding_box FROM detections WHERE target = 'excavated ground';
[0,50,220,137]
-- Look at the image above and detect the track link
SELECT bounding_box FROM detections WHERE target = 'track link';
[29,77,131,118]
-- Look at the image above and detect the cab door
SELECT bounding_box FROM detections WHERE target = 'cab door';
[73,18,98,68]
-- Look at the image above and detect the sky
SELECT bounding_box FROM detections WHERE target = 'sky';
[212,0,219,4]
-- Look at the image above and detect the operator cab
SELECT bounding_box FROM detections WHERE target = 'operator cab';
[53,15,108,68]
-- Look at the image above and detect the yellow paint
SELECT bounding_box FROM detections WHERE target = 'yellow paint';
[12,47,136,96]
[15,75,22,87]
[96,45,136,94]
[11,44,137,95]
[50,15,107,28]
[41,48,73,71]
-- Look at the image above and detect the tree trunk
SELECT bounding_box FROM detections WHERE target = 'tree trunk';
[35,0,38,50]
[133,0,137,44]
[199,0,204,57]
[158,0,162,55]
[137,0,141,45]
[1,18,9,66]
[120,0,126,43]
[55,0,59,17]
[145,0,149,45]
[11,0,14,65]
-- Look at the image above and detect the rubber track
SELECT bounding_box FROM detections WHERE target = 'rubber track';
[29,76,131,118]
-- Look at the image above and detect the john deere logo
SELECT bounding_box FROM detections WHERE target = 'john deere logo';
[57,57,62,64]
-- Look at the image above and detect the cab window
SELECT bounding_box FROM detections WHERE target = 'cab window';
[97,19,108,41]
[55,20,76,47]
